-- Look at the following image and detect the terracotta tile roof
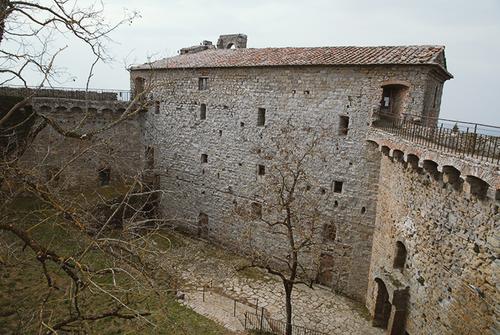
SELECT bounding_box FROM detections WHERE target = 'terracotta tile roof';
[132,46,451,76]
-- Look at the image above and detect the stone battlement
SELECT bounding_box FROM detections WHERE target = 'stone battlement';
[0,86,130,101]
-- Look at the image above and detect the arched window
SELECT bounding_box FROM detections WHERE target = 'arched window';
[393,241,407,269]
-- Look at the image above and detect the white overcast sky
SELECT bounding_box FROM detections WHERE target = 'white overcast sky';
[23,0,500,125]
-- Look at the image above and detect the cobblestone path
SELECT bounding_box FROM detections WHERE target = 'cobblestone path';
[159,232,383,335]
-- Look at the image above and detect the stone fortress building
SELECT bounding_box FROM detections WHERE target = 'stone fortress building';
[1,33,497,335]
[130,34,499,335]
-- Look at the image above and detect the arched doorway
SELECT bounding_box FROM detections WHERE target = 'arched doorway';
[373,278,392,329]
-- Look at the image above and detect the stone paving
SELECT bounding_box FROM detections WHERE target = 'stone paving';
[179,290,251,333]
[159,232,383,335]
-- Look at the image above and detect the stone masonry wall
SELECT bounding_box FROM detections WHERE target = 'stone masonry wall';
[367,155,499,334]
[135,64,443,301]
[18,97,143,189]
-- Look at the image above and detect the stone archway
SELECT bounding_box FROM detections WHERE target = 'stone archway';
[373,278,392,329]
[371,275,410,335]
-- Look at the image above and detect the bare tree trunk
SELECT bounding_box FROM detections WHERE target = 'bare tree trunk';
[0,0,9,45]
[284,280,293,335]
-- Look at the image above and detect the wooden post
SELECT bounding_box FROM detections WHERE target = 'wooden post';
[233,299,236,317]
[202,287,205,302]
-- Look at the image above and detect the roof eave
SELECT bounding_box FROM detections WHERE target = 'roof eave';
[131,62,454,77]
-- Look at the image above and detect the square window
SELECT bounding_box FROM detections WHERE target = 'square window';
[201,154,208,163]
[333,181,343,193]
[257,164,265,176]
[198,77,208,90]
[257,108,266,126]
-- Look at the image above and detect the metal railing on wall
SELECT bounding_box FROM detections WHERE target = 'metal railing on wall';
[177,281,328,335]
[372,111,500,164]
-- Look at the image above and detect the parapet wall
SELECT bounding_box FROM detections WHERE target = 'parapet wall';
[0,86,119,101]
[0,88,143,189]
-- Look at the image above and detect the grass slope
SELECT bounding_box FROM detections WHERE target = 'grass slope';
[0,195,232,335]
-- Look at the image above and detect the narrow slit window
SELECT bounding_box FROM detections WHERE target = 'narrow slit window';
[257,164,266,176]
[134,77,145,97]
[201,154,208,164]
[200,104,207,120]
[323,223,336,242]
[339,115,349,135]
[145,146,154,169]
[98,168,111,186]
[432,86,439,108]
[333,181,343,193]
[198,77,208,90]
[393,241,407,269]
[154,101,160,114]
[257,108,266,126]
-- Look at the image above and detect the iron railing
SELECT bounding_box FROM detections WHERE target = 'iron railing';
[1,84,131,101]
[244,312,328,335]
[372,112,500,164]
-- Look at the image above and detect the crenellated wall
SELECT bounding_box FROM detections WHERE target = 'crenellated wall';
[0,89,144,189]
[366,135,499,335]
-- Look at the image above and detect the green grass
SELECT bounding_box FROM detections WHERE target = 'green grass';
[0,196,233,334]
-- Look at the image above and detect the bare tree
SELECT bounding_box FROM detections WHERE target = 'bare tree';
[0,0,138,125]
[0,2,184,333]
[236,121,334,335]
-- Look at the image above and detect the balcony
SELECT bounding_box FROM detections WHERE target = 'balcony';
[372,111,500,165]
